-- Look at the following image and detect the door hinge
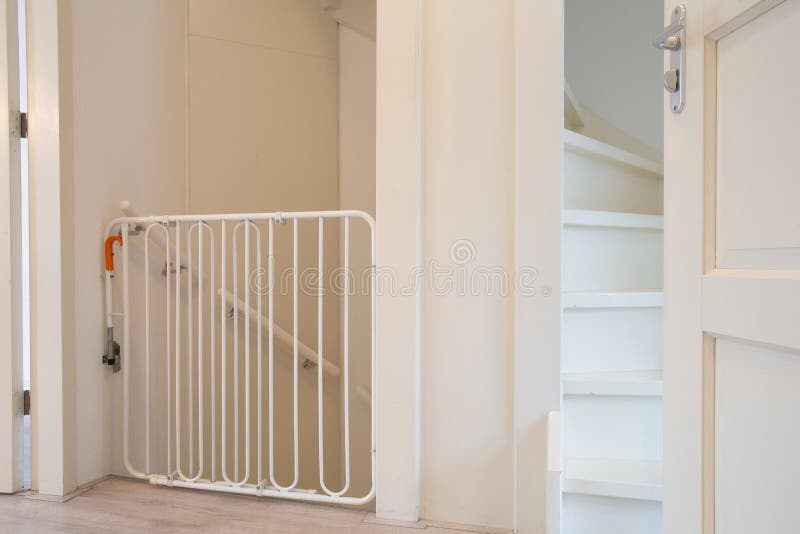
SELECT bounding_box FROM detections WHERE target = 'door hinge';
[23,389,30,416]
[19,112,28,139]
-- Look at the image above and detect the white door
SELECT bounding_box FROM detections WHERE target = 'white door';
[0,0,23,494]
[663,0,800,533]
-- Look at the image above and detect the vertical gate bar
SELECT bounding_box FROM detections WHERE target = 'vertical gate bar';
[244,221,251,484]
[370,218,376,496]
[145,223,171,478]
[268,218,277,488]
[257,224,263,485]
[165,225,172,478]
[233,223,239,480]
[188,225,194,475]
[178,223,204,481]
[267,216,297,490]
[342,216,351,493]
[198,222,205,480]
[228,221,250,486]
[210,224,216,482]
[122,223,144,478]
[173,222,181,475]
[175,221,183,479]
[144,226,151,476]
[292,218,300,487]
[317,217,326,491]
[221,220,231,484]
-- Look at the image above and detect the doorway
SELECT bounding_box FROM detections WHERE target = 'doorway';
[561,0,664,532]
[100,0,378,506]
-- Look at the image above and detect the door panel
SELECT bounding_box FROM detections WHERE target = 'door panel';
[715,339,800,533]
[715,0,800,269]
[705,1,800,532]
[703,272,800,350]
[664,0,799,533]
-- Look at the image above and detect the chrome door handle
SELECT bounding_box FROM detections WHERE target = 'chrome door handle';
[654,35,681,51]
[653,5,686,113]
[652,15,684,50]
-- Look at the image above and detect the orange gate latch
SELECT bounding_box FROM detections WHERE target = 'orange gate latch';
[104,235,123,271]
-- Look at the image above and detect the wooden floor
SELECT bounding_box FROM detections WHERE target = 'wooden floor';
[0,478,494,533]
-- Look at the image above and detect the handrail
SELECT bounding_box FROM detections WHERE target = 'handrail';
[218,288,340,377]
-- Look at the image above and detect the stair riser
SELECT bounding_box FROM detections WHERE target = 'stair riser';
[565,150,663,214]
[564,226,663,292]
[563,494,662,534]
[564,396,662,460]
[564,308,663,373]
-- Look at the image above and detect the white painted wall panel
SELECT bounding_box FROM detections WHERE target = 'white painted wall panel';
[189,0,337,59]
[69,0,188,486]
[421,0,515,527]
[338,24,375,504]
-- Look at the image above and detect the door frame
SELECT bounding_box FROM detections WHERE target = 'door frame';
[26,0,77,496]
[0,0,23,494]
[514,0,564,533]
[662,0,707,530]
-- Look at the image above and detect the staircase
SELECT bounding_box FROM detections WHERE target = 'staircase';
[561,126,664,533]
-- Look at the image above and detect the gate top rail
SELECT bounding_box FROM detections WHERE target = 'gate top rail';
[105,209,376,237]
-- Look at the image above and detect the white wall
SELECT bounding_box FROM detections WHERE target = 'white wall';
[421,0,515,528]
[68,0,187,485]
[33,2,533,526]
[565,0,664,153]
[338,24,375,502]
[374,0,421,521]
[324,0,376,40]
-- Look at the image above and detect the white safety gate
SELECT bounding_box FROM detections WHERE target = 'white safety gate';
[103,208,375,505]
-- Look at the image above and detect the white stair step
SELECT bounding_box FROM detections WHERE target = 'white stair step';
[564,209,663,230]
[563,129,663,177]
[563,291,663,309]
[564,371,663,397]
[564,458,663,502]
